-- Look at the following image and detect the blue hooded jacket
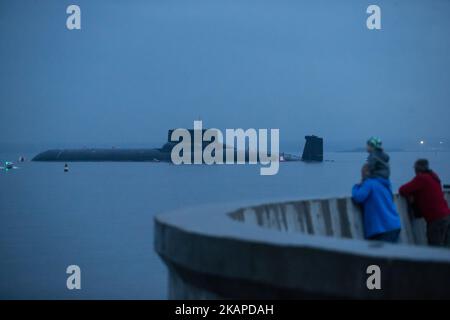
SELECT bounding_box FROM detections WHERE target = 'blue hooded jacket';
[352,178,401,239]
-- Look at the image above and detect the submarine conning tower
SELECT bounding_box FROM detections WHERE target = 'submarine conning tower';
[301,135,323,162]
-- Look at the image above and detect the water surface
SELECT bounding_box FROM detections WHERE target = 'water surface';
[0,151,449,299]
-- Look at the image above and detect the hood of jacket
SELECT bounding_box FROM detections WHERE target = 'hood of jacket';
[373,149,389,163]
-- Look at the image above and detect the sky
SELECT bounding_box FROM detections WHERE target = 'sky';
[1,0,450,151]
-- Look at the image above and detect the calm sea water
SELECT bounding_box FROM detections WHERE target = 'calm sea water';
[0,151,449,299]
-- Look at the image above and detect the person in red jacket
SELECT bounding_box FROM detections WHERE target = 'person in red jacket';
[399,159,450,247]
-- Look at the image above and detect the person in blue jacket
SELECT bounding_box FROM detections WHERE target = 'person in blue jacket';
[352,164,402,242]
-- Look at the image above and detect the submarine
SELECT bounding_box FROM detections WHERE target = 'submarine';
[32,130,323,163]
[280,135,323,162]
[33,129,181,162]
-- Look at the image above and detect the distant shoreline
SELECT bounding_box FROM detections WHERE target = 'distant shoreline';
[336,148,450,153]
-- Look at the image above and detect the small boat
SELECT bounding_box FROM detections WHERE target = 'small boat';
[0,161,18,171]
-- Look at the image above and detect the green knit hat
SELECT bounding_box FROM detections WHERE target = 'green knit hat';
[367,136,382,149]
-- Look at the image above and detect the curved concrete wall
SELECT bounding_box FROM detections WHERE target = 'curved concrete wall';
[154,192,450,299]
[227,194,434,245]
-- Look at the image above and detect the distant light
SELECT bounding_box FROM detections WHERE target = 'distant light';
[420,140,425,145]
[440,141,444,144]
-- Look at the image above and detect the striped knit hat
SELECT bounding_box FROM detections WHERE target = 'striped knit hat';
[367,136,382,149]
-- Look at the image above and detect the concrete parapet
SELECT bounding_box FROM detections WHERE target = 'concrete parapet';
[155,193,450,299]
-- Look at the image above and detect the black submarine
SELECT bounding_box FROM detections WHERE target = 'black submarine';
[32,130,323,163]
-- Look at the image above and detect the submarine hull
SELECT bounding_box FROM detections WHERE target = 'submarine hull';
[32,149,172,162]
[32,148,261,163]
[32,131,324,163]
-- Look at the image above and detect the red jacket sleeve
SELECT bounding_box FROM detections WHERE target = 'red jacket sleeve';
[399,176,423,196]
